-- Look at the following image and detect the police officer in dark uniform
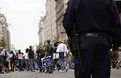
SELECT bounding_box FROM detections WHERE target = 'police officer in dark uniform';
[63,0,121,78]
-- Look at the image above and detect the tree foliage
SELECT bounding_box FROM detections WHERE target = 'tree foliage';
[0,37,6,48]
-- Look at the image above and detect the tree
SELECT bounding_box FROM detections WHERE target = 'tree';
[0,37,6,48]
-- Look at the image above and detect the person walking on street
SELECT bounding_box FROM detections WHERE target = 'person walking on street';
[10,51,16,72]
[53,41,60,71]
[18,50,24,71]
[24,48,29,71]
[0,56,3,73]
[44,40,54,73]
[28,46,35,72]
[63,0,121,78]
[36,46,45,72]
[56,40,68,72]
[0,49,10,73]
[0,49,4,73]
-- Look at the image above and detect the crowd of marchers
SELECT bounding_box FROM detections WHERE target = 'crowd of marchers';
[0,40,74,74]
[0,40,121,74]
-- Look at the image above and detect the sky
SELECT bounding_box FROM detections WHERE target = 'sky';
[0,0,46,52]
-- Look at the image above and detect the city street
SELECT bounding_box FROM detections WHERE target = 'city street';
[0,68,121,78]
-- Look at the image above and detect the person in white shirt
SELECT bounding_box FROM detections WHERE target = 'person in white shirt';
[56,41,68,72]
[24,48,29,71]
[18,50,24,71]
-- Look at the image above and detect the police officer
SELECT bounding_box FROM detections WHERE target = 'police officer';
[63,0,121,78]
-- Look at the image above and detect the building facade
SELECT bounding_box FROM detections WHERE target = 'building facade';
[39,0,121,44]
[0,13,11,51]
[38,17,44,44]
[0,21,3,40]
[55,0,66,41]
[38,0,57,44]
[38,0,69,44]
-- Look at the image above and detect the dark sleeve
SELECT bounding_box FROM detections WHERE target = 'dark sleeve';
[62,0,75,38]
[110,0,121,50]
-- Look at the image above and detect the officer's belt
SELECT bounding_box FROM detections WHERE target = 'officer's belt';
[78,32,106,38]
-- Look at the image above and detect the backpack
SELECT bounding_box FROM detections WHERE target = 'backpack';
[45,44,53,55]
[3,51,8,61]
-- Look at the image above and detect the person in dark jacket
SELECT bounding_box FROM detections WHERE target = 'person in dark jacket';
[0,55,3,73]
[63,0,121,78]
[44,40,54,73]
[36,46,45,72]
[28,46,35,72]
[10,51,16,72]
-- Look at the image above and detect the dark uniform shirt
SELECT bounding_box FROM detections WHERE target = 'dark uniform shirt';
[75,0,113,33]
[63,0,121,50]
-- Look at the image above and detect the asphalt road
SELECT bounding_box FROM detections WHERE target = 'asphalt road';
[0,68,121,78]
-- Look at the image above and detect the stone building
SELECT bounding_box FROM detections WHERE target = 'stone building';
[0,21,3,40]
[0,13,11,51]
[55,0,66,41]
[38,0,57,44]
[38,17,44,44]
[38,0,70,44]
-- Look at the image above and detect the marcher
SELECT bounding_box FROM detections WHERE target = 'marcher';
[56,40,68,72]
[53,41,60,71]
[0,55,3,73]
[28,46,35,72]
[24,48,29,71]
[63,0,121,78]
[0,48,4,73]
[36,46,45,72]
[10,51,16,72]
[44,40,53,73]
[18,50,24,71]
[0,49,10,73]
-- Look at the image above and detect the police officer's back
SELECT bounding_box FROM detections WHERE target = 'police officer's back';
[63,0,121,78]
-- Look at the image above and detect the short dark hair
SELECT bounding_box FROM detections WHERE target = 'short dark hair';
[25,48,29,53]
[47,40,50,43]
[29,46,32,49]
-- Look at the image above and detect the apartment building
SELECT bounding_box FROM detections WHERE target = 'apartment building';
[38,17,44,44]
[0,20,3,40]
[55,0,65,41]
[39,0,56,44]
[38,0,69,44]
[0,13,11,51]
[55,0,70,42]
